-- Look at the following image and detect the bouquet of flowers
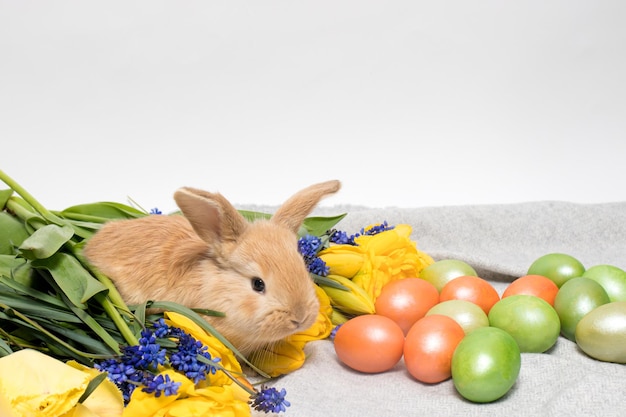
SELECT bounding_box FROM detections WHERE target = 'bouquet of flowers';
[0,169,433,416]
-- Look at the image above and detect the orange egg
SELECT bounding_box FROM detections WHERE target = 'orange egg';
[375,278,440,335]
[404,314,465,384]
[439,275,500,314]
[333,314,405,373]
[502,274,560,306]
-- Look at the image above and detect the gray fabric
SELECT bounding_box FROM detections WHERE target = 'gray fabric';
[252,201,626,417]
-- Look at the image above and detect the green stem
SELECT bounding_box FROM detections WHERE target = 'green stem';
[51,211,109,224]
[0,169,65,226]
[95,293,138,346]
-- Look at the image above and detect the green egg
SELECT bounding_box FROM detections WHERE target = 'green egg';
[575,301,626,364]
[553,277,610,341]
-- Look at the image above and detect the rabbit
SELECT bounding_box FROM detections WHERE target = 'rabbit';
[82,180,341,356]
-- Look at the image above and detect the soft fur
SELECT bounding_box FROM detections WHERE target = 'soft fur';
[83,180,341,356]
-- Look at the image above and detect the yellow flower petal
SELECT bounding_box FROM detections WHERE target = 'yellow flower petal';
[318,245,365,278]
[59,403,100,417]
[349,224,434,301]
[289,285,333,343]
[248,339,307,377]
[320,274,376,315]
[123,370,192,417]
[66,361,124,417]
[0,349,89,417]
[124,371,251,417]
[153,392,250,417]
[0,381,19,417]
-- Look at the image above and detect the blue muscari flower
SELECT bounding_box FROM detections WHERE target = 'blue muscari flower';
[169,330,220,384]
[152,317,170,338]
[142,373,181,397]
[122,329,167,370]
[329,229,351,244]
[149,207,162,214]
[307,257,329,276]
[298,234,331,276]
[94,359,136,384]
[362,220,394,236]
[329,324,342,341]
[250,385,291,414]
[297,235,322,257]
[330,221,395,246]
[94,359,142,404]
[96,318,223,404]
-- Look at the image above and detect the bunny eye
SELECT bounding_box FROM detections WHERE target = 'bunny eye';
[251,277,266,293]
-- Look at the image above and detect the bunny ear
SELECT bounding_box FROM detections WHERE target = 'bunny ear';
[271,180,341,234]
[173,187,248,245]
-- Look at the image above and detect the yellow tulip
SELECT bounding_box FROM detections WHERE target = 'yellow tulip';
[329,308,350,325]
[248,339,307,378]
[317,245,366,278]
[0,349,123,417]
[352,224,434,301]
[289,285,334,343]
[319,274,376,315]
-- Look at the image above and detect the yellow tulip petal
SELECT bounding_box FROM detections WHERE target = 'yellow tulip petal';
[330,308,349,325]
[318,246,365,278]
[0,380,19,417]
[123,370,191,417]
[156,394,251,417]
[0,349,89,417]
[321,274,375,315]
[66,361,124,417]
[347,225,434,301]
[58,403,99,417]
[249,339,306,377]
[289,285,333,343]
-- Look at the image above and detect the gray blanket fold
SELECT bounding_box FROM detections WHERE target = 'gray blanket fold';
[253,201,626,417]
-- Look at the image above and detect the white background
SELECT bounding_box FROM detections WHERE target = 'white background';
[1,1,625,214]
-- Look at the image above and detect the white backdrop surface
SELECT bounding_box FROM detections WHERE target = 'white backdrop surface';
[1,1,625,213]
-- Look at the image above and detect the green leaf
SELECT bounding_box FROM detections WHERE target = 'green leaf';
[133,302,148,332]
[0,309,112,360]
[4,196,48,233]
[311,274,349,290]
[0,255,27,278]
[57,291,122,354]
[0,275,67,308]
[0,291,83,323]
[78,372,108,404]
[41,321,120,354]
[0,189,13,210]
[0,212,30,255]
[0,336,13,356]
[60,202,146,221]
[18,224,75,260]
[238,210,272,222]
[32,253,108,308]
[302,213,347,237]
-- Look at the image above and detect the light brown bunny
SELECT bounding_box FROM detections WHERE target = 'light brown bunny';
[83,180,341,356]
